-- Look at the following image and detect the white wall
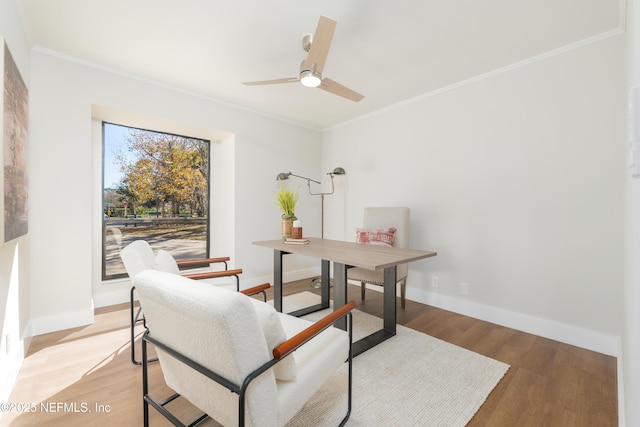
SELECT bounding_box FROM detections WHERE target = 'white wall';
[28,50,323,333]
[0,0,32,406]
[624,0,640,425]
[323,34,626,356]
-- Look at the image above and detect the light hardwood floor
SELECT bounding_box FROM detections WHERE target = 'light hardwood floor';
[2,279,617,426]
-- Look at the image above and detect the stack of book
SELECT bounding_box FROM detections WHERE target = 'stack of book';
[284,237,310,245]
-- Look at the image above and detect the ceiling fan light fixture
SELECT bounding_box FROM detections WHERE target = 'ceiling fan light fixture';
[244,16,363,101]
[300,69,321,88]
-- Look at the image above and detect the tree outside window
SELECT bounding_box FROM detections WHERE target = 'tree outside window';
[102,122,210,280]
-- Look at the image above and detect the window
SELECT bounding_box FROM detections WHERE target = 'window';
[102,122,211,280]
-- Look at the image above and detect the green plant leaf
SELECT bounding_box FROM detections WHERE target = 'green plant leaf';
[275,186,299,217]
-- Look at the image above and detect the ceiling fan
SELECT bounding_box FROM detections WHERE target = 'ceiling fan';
[243,16,364,102]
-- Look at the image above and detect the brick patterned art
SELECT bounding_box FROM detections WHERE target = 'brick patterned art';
[2,38,29,243]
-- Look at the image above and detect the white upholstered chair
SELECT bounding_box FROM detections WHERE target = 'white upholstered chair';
[347,207,411,308]
[120,240,269,365]
[135,270,355,427]
[120,240,243,290]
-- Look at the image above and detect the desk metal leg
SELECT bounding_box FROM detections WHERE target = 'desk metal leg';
[352,265,398,357]
[273,245,400,356]
[283,255,332,318]
[274,250,284,312]
[320,259,330,308]
[333,262,348,330]
[383,266,397,334]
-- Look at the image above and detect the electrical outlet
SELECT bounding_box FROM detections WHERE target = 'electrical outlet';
[459,282,469,296]
[431,276,439,288]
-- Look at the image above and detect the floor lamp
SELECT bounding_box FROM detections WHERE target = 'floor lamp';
[276,167,346,287]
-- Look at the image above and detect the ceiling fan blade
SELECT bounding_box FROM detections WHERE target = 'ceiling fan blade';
[318,78,364,102]
[303,16,336,74]
[243,77,298,86]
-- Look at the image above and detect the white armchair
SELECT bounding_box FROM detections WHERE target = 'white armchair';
[347,207,411,308]
[120,240,269,365]
[135,270,355,427]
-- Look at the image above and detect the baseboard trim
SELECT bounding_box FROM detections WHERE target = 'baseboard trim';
[93,286,130,308]
[31,309,94,336]
[406,287,620,357]
[617,338,626,427]
[0,349,25,422]
[0,321,33,422]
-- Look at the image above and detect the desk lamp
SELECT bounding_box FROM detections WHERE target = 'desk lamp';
[275,167,345,239]
[276,167,346,288]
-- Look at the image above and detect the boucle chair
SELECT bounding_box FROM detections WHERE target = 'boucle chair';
[135,270,355,427]
[347,207,411,308]
[121,240,269,365]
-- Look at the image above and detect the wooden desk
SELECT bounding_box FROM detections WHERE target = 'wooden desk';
[253,237,437,356]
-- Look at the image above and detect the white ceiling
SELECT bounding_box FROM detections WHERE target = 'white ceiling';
[17,0,623,129]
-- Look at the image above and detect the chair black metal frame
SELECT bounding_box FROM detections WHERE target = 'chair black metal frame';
[142,304,354,427]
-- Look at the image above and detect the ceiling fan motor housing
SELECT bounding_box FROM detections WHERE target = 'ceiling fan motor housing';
[302,34,313,53]
[299,60,321,87]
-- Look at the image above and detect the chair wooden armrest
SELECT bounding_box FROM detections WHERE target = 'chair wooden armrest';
[177,257,231,268]
[183,268,243,280]
[273,301,356,359]
[240,282,271,297]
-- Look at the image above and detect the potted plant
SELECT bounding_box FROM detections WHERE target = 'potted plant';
[275,186,298,239]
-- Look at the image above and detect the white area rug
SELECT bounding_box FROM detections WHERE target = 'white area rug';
[280,292,510,427]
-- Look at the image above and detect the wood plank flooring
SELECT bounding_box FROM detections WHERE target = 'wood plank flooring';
[2,279,617,426]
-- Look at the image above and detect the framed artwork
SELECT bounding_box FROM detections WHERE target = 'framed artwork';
[1,38,29,243]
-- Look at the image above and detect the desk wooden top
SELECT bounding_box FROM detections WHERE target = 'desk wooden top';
[253,238,437,270]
